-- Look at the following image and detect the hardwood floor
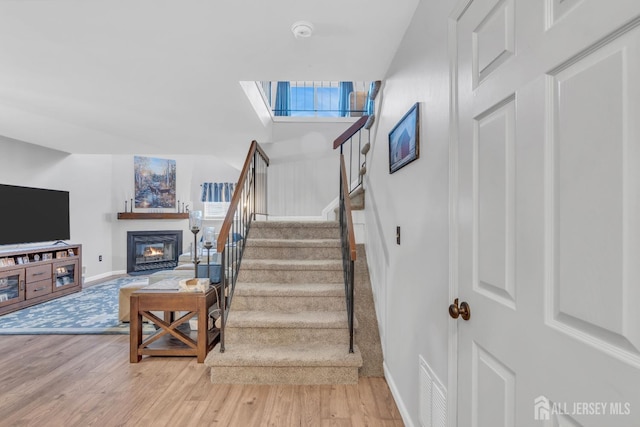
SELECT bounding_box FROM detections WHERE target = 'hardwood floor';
[0,334,404,426]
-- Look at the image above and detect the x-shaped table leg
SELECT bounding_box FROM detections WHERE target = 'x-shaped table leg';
[140,310,198,349]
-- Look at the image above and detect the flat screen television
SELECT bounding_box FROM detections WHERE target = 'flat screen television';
[0,184,70,246]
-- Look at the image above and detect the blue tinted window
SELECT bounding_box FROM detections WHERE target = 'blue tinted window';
[290,86,340,117]
[290,87,314,116]
[316,87,339,117]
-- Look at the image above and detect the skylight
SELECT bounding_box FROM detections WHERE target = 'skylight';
[259,81,372,118]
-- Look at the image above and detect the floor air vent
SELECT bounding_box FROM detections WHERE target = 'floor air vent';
[419,355,447,427]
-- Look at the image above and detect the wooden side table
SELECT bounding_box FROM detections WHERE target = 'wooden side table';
[130,282,219,363]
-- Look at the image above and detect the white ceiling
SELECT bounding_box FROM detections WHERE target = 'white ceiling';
[0,0,418,162]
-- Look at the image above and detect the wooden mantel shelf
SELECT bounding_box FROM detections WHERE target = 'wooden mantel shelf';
[117,212,189,220]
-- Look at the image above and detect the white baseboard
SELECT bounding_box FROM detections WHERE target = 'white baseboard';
[85,269,126,284]
[384,361,415,427]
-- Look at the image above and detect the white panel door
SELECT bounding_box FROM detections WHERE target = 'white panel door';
[452,0,640,426]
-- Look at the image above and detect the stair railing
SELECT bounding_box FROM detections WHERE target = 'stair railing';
[333,114,373,354]
[217,140,269,353]
[338,153,357,353]
[333,115,372,195]
[332,81,380,195]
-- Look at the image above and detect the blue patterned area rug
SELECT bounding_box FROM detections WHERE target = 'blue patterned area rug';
[0,276,155,335]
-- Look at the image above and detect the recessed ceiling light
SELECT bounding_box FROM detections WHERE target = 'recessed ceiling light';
[291,21,314,38]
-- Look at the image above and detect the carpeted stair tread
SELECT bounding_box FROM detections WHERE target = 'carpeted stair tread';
[243,238,342,260]
[232,282,346,313]
[206,343,362,368]
[248,221,340,240]
[234,282,344,297]
[246,238,341,248]
[240,259,343,270]
[251,221,339,229]
[225,310,351,329]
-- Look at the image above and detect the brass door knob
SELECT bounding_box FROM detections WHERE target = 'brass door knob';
[449,298,471,321]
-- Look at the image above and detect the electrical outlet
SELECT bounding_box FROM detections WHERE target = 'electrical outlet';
[99,255,103,262]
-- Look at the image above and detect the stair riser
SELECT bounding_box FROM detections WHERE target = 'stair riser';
[238,269,344,284]
[232,295,345,312]
[224,327,350,345]
[249,227,340,240]
[243,245,342,260]
[210,366,358,385]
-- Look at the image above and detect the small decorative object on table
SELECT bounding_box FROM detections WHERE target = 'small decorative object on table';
[178,278,209,293]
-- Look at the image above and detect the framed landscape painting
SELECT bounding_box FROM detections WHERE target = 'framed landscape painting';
[134,156,177,209]
[388,102,420,174]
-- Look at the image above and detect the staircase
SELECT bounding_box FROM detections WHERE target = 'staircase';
[205,220,363,384]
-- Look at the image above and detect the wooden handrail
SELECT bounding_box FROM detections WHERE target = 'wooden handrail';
[216,140,269,253]
[340,154,357,261]
[254,143,270,166]
[333,115,369,150]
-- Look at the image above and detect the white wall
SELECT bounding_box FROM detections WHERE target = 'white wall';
[263,120,357,218]
[0,136,241,281]
[0,135,114,281]
[364,1,455,425]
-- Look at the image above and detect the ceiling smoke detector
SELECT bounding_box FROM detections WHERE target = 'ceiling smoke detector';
[291,21,314,38]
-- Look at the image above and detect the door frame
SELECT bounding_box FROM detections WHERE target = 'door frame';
[447,1,474,426]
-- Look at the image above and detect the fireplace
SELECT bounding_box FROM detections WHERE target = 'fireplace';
[127,230,183,275]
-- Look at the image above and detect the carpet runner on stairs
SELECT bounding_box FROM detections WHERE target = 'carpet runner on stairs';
[205,221,362,384]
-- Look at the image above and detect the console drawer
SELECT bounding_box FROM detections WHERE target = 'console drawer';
[26,279,52,299]
[26,264,52,283]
